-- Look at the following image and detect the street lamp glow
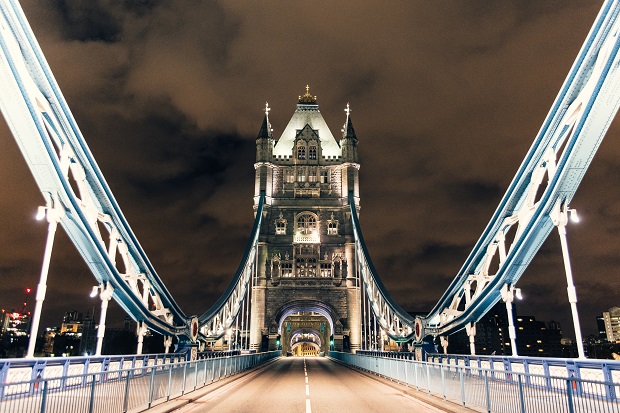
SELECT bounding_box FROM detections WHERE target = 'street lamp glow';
[569,209,580,223]
[35,206,46,221]
[89,286,99,298]
[515,288,523,300]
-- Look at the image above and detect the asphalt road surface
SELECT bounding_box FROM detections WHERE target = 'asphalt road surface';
[171,357,449,413]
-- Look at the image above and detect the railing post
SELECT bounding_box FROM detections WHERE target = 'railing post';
[166,365,172,401]
[39,380,48,413]
[484,370,491,413]
[194,361,198,391]
[517,374,525,413]
[122,371,131,413]
[441,364,446,400]
[148,367,155,408]
[404,360,408,387]
[181,362,187,395]
[567,379,576,413]
[460,368,465,407]
[88,375,96,413]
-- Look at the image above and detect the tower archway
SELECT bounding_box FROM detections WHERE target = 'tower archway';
[274,300,336,355]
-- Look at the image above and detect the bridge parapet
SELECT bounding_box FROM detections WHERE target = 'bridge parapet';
[0,351,280,411]
[333,351,620,411]
[0,353,184,397]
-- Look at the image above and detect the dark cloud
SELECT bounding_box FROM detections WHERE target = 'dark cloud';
[54,0,121,42]
[0,0,615,340]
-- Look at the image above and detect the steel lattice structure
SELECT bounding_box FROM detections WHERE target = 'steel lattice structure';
[1,0,620,350]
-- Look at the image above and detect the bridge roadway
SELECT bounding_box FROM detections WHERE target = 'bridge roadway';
[150,356,466,413]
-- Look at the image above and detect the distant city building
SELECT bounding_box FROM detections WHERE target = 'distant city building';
[54,310,84,357]
[42,327,58,356]
[448,303,565,357]
[79,312,97,356]
[0,310,32,357]
[597,314,607,341]
[602,307,620,343]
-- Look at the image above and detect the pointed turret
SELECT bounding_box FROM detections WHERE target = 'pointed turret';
[256,102,274,162]
[255,102,274,203]
[341,103,358,163]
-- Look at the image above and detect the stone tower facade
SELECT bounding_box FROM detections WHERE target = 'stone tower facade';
[250,87,361,353]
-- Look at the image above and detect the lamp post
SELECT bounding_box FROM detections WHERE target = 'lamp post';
[90,282,114,356]
[26,200,63,358]
[226,328,233,351]
[500,283,522,357]
[551,202,585,359]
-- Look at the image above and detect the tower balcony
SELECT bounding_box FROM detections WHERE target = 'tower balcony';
[294,230,320,244]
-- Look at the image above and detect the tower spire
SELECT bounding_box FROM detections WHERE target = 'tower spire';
[341,102,358,163]
[257,102,273,140]
[342,103,357,141]
[298,85,317,104]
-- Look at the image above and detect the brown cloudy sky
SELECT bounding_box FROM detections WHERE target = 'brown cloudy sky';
[0,0,618,338]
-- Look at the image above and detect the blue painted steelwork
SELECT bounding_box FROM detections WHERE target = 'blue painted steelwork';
[420,0,620,339]
[348,0,620,343]
[332,351,620,411]
[197,192,264,340]
[0,351,280,411]
[0,0,262,344]
[349,191,414,342]
[1,0,620,352]
[0,353,183,399]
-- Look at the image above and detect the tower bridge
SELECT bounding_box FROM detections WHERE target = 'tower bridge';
[1,0,620,411]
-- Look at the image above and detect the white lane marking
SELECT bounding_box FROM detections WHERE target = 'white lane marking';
[304,357,311,413]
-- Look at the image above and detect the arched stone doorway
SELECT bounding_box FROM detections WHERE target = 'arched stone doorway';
[273,300,340,355]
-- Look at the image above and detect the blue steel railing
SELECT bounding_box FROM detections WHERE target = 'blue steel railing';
[332,351,620,413]
[0,353,184,399]
[428,353,620,391]
[0,351,280,412]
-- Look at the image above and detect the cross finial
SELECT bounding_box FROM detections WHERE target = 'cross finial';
[345,102,351,116]
[265,102,270,117]
[306,85,310,94]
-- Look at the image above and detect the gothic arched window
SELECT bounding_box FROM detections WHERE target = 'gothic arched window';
[297,145,306,160]
[296,213,317,235]
[309,146,317,160]
[294,212,320,243]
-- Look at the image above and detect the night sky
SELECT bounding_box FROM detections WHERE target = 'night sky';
[0,0,618,339]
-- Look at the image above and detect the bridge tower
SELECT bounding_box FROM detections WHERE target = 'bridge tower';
[250,87,361,353]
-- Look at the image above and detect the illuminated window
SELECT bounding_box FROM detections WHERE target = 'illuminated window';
[285,169,295,183]
[327,213,339,235]
[282,262,292,277]
[297,167,307,182]
[297,213,317,235]
[275,212,287,235]
[294,212,320,243]
[296,257,317,277]
[297,146,306,160]
[276,221,286,235]
[309,146,317,160]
